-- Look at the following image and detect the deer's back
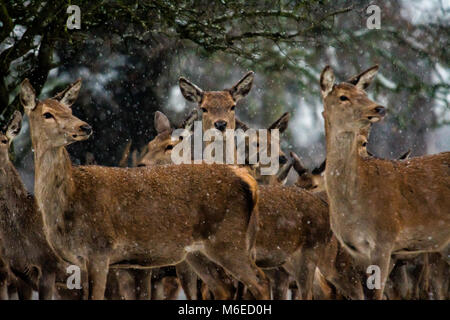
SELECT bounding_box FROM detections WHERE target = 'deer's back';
[66,164,256,260]
[357,152,450,251]
[255,185,331,267]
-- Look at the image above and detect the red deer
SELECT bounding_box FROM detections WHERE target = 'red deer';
[291,148,448,300]
[20,78,269,300]
[292,153,326,193]
[139,111,339,300]
[179,72,254,133]
[291,151,366,300]
[238,113,290,185]
[179,72,288,187]
[320,65,450,299]
[86,144,154,300]
[140,111,290,185]
[0,111,63,299]
[179,72,255,167]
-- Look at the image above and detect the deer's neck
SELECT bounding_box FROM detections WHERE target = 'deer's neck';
[324,121,362,205]
[33,140,75,237]
[0,162,34,228]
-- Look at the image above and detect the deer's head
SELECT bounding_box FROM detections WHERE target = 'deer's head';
[320,65,385,132]
[20,79,92,148]
[0,111,22,164]
[249,112,290,184]
[139,111,176,166]
[179,71,254,133]
[291,152,326,192]
[138,110,197,167]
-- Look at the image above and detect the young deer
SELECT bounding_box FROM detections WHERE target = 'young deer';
[179,72,290,188]
[139,111,290,186]
[320,65,450,299]
[140,111,288,299]
[239,113,290,185]
[138,112,249,299]
[179,72,254,166]
[139,112,336,300]
[291,148,447,300]
[138,110,198,167]
[136,110,201,300]
[291,151,366,300]
[0,111,63,299]
[20,78,269,300]
[179,72,254,133]
[293,154,326,193]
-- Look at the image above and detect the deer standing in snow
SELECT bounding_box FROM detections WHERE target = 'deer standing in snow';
[20,78,269,300]
[139,111,338,300]
[0,111,65,299]
[320,65,450,299]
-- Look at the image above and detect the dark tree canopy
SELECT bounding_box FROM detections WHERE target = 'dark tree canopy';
[0,0,448,174]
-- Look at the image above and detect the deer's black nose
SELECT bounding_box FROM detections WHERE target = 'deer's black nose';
[214,120,227,132]
[80,124,92,135]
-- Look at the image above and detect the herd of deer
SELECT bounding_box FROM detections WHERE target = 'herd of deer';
[0,65,448,300]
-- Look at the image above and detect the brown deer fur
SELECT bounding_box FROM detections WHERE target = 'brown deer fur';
[20,78,268,300]
[179,72,254,133]
[0,111,62,299]
[320,65,450,299]
[139,112,343,300]
[291,151,366,300]
[291,146,448,300]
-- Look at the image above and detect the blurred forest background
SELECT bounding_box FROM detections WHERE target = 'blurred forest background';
[0,0,448,189]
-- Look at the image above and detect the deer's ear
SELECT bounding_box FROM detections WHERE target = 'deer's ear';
[290,151,308,176]
[398,149,411,160]
[320,66,335,98]
[347,65,379,90]
[235,118,250,131]
[277,161,293,185]
[6,111,22,141]
[179,78,204,103]
[154,111,171,134]
[54,79,82,108]
[229,71,254,102]
[179,109,199,131]
[268,112,290,133]
[20,79,37,112]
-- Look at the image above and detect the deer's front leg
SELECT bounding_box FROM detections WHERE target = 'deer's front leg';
[132,269,152,300]
[0,280,7,300]
[38,271,55,300]
[176,261,198,300]
[366,247,393,300]
[264,268,290,300]
[88,257,109,300]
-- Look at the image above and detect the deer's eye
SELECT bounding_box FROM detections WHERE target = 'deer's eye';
[201,108,208,113]
[165,145,174,151]
[362,141,368,147]
[1,139,7,144]
[339,96,349,102]
[231,105,235,111]
[43,112,54,119]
